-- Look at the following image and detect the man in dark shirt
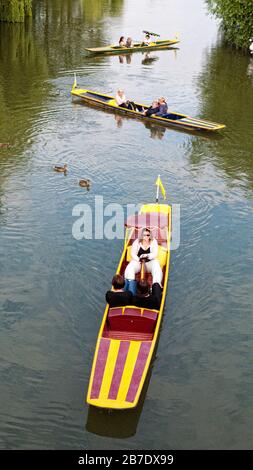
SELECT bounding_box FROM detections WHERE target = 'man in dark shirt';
[144,100,160,117]
[132,279,162,310]
[106,274,133,307]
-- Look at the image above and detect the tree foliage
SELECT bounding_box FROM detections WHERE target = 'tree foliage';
[206,0,253,48]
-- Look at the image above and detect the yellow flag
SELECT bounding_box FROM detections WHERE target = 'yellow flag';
[156,175,166,200]
[72,73,77,90]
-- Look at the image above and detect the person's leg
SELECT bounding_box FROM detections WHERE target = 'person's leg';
[124,260,140,294]
[146,260,163,285]
[135,104,144,112]
[128,279,137,295]
[125,260,140,279]
[127,101,135,110]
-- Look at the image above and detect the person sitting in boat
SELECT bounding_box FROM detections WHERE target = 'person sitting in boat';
[115,89,133,109]
[124,228,163,295]
[106,274,133,307]
[155,97,168,116]
[119,36,126,47]
[126,37,133,47]
[143,100,160,117]
[132,279,162,310]
[142,33,152,46]
[115,89,143,112]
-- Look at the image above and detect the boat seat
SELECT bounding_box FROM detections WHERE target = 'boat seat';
[104,330,153,341]
[126,244,167,268]
[108,99,117,106]
[108,307,158,333]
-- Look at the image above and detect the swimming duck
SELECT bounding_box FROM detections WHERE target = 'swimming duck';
[79,179,91,188]
[54,164,67,173]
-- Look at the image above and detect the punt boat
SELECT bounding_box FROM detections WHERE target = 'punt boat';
[71,83,226,132]
[85,39,179,55]
[87,202,171,409]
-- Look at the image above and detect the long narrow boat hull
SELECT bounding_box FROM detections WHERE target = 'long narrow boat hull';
[71,87,226,132]
[85,39,179,54]
[87,204,171,409]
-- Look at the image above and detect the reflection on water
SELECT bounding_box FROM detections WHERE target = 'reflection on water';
[247,58,253,79]
[32,0,124,67]
[86,396,145,439]
[0,21,49,147]
[114,114,123,128]
[141,52,159,66]
[33,0,124,25]
[119,54,132,64]
[144,123,166,140]
[118,52,161,65]
[192,42,253,190]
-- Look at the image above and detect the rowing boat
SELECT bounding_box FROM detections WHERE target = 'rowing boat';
[85,39,179,54]
[71,84,226,132]
[87,203,171,409]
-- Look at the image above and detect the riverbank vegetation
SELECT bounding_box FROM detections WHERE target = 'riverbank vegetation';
[206,0,253,49]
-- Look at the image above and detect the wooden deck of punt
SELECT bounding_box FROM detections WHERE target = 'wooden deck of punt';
[86,204,171,409]
[85,39,179,54]
[71,88,226,132]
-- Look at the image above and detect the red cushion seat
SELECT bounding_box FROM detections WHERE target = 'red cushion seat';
[108,307,157,333]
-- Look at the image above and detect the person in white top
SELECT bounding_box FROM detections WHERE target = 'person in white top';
[115,89,128,106]
[124,227,163,294]
[115,89,143,112]
[143,34,152,46]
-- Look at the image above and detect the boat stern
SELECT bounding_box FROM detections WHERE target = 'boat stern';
[87,336,154,409]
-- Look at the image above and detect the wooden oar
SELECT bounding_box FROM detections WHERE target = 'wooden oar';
[140,258,146,280]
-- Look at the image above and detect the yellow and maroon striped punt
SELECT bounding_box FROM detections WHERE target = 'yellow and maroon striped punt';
[87,203,171,409]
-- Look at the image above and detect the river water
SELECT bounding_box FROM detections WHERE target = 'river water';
[0,0,253,450]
